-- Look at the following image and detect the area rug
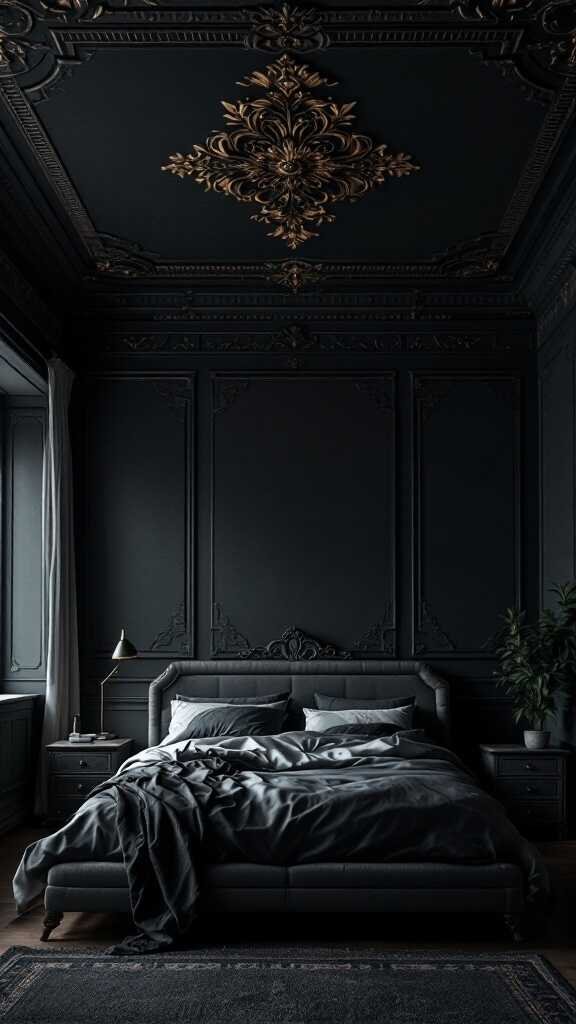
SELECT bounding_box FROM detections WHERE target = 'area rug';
[1,947,575,1023]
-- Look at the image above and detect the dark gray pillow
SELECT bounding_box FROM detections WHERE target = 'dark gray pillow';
[176,691,289,705]
[314,693,416,711]
[164,701,287,744]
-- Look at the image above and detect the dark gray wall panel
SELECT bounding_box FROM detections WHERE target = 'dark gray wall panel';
[211,373,396,656]
[80,374,195,665]
[0,696,41,835]
[2,404,46,689]
[412,374,521,657]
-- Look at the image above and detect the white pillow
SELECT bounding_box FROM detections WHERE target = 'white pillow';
[303,705,413,733]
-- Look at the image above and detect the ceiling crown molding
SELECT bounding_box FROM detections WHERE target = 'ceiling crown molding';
[0,1,574,301]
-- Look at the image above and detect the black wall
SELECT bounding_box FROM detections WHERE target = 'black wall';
[539,305,576,746]
[74,327,538,756]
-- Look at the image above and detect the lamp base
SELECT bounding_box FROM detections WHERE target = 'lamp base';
[95,731,117,741]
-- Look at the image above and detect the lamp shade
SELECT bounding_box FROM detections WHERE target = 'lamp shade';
[111,629,138,661]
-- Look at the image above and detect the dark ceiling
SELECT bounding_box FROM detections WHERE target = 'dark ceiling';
[0,0,575,305]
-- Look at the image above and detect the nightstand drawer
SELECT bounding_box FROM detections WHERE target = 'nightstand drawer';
[49,751,112,773]
[495,777,560,801]
[497,755,561,776]
[50,774,109,799]
[508,801,562,824]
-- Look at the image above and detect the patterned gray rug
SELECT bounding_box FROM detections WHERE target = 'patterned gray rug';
[0,947,575,1023]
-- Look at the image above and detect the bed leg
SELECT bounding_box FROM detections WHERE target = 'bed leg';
[504,913,525,943]
[41,910,63,942]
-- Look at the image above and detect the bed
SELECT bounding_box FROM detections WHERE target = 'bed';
[14,659,546,950]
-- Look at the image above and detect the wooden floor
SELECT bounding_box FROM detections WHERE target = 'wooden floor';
[1,826,575,986]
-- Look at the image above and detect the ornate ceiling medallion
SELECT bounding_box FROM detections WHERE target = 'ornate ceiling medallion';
[162,54,420,250]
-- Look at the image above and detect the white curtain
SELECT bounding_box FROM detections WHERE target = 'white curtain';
[35,358,80,814]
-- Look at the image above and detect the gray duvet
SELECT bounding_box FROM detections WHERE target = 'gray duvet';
[13,730,548,952]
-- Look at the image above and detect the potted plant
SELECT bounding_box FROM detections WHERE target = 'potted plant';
[495,582,576,749]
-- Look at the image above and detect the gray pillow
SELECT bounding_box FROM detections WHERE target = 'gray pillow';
[165,699,287,744]
[304,705,414,733]
[314,693,415,711]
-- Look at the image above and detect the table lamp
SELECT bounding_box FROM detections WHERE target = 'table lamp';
[96,628,138,740]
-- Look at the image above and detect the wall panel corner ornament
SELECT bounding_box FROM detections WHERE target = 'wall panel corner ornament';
[150,600,192,656]
[241,626,351,660]
[213,379,250,414]
[211,603,250,657]
[414,600,456,655]
[352,608,396,656]
[161,54,419,250]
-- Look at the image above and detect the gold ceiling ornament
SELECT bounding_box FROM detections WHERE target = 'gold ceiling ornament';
[161,54,420,250]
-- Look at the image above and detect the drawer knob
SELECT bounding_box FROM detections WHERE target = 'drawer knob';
[79,760,88,768]
[523,763,535,770]
[76,783,86,793]
[525,786,534,793]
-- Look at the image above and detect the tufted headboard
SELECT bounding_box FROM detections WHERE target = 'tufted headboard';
[148,659,451,748]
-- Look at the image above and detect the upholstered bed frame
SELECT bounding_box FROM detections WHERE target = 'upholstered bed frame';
[41,660,525,941]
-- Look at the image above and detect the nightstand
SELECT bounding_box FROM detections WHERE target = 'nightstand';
[46,737,132,822]
[479,744,569,840]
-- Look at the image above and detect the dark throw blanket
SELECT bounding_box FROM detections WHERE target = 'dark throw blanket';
[13,730,549,953]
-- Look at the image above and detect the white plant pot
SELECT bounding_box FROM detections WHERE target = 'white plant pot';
[523,730,550,750]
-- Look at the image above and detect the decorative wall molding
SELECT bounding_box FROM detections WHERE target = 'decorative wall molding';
[150,600,192,656]
[240,626,351,661]
[213,379,250,415]
[414,378,455,422]
[414,600,456,656]
[352,607,396,656]
[210,603,250,658]
[152,377,194,423]
[355,380,395,416]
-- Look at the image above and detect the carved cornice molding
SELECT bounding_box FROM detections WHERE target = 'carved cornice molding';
[93,329,531,355]
[1,2,573,89]
[245,3,330,54]
[75,287,533,321]
[538,264,576,343]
